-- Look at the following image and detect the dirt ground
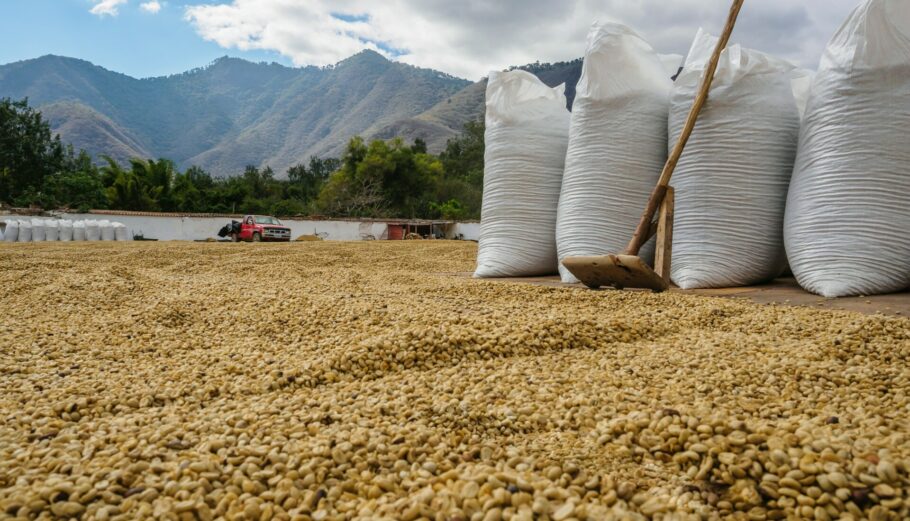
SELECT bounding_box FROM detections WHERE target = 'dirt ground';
[1,241,908,520]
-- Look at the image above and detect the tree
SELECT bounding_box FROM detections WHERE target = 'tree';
[287,155,339,204]
[439,119,484,186]
[316,137,441,218]
[172,166,214,212]
[44,150,107,211]
[101,156,158,211]
[0,98,67,203]
[129,158,177,211]
[435,118,484,218]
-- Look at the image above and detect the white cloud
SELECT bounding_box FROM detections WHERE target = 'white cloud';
[90,0,128,16]
[184,0,861,80]
[140,1,162,14]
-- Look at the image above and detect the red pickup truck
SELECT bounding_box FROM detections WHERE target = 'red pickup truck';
[228,215,291,242]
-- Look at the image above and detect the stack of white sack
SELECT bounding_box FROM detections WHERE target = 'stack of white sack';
[784,0,910,297]
[113,222,130,241]
[2,220,16,242]
[59,220,73,241]
[556,22,674,283]
[668,29,811,289]
[99,220,115,241]
[30,218,46,242]
[85,220,101,241]
[73,220,87,241]
[474,70,571,278]
[18,220,32,242]
[44,219,59,241]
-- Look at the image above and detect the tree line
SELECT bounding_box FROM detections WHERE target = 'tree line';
[0,97,483,219]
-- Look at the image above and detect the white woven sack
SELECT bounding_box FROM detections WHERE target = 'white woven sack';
[785,0,910,297]
[18,220,32,242]
[99,220,115,241]
[556,22,672,283]
[2,220,16,242]
[474,70,571,278]
[668,30,808,289]
[45,219,59,241]
[30,218,46,242]
[73,220,87,241]
[113,222,130,241]
[58,220,73,241]
[85,220,101,241]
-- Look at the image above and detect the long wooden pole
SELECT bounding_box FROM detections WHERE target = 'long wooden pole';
[624,0,745,256]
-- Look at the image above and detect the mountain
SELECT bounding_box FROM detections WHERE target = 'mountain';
[0,52,470,175]
[0,53,582,175]
[368,59,582,153]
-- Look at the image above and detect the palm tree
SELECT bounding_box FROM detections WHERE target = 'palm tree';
[101,156,158,210]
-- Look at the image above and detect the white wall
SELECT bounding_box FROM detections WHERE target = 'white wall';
[450,222,480,241]
[57,213,479,241]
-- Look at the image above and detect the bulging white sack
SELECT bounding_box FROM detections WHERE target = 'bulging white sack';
[45,219,59,241]
[784,0,910,297]
[668,30,807,289]
[73,220,87,241]
[58,220,73,242]
[18,220,32,242]
[99,220,115,241]
[31,218,46,242]
[85,220,101,241]
[474,70,571,278]
[2,220,17,242]
[556,23,672,282]
[113,222,130,241]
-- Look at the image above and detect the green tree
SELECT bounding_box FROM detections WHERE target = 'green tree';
[286,155,339,204]
[101,156,159,210]
[316,137,441,218]
[0,98,67,203]
[172,165,214,212]
[439,119,484,186]
[134,159,177,210]
[44,150,107,211]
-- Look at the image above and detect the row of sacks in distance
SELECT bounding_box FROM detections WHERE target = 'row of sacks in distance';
[474,0,910,298]
[0,219,131,242]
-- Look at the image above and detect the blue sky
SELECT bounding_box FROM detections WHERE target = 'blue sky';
[0,0,861,80]
[0,1,292,78]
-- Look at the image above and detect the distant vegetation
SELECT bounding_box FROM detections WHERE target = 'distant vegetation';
[0,97,483,219]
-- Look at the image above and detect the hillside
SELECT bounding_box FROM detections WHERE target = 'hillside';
[0,52,470,175]
[369,59,583,153]
[0,53,586,174]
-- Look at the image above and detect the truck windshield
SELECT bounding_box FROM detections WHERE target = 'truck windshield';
[254,216,282,225]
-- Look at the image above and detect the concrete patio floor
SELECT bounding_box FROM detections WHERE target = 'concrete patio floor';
[457,274,909,317]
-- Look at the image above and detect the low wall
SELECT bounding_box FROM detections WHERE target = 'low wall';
[55,213,479,242]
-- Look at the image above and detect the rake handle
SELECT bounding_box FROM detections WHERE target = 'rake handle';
[624,0,745,256]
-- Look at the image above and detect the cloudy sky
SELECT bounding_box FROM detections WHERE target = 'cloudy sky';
[1,0,861,79]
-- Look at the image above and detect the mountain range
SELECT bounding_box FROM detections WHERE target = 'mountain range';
[0,51,581,176]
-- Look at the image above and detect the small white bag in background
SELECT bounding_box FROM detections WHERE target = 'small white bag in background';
[73,220,87,241]
[58,220,74,241]
[45,219,59,241]
[18,220,32,242]
[85,220,101,241]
